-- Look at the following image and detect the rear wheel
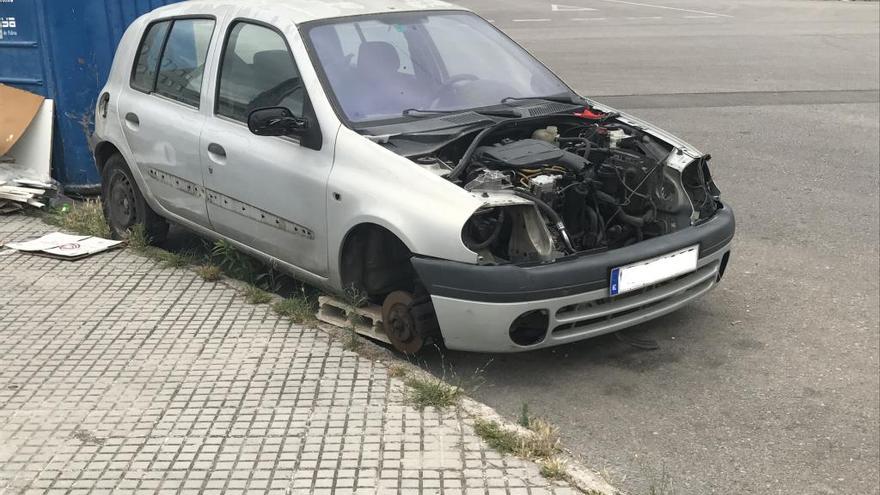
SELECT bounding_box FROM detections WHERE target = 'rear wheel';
[101,154,168,243]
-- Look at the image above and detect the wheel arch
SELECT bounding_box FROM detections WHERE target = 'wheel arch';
[337,222,417,301]
[93,140,122,177]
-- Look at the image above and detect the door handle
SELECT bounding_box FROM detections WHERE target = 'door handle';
[125,112,139,125]
[207,143,226,157]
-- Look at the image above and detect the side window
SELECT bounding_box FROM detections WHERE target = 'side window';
[216,22,304,122]
[154,18,215,107]
[131,21,171,93]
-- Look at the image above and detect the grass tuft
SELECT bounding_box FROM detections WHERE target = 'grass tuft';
[195,264,222,281]
[243,285,272,304]
[473,417,560,459]
[126,224,151,250]
[387,364,408,379]
[156,250,197,268]
[518,402,531,428]
[473,418,522,455]
[524,418,560,458]
[272,292,315,322]
[342,328,361,352]
[43,200,110,238]
[539,457,568,481]
[404,375,462,411]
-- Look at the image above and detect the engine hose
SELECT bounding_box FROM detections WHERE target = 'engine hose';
[449,122,512,180]
[513,190,576,254]
[467,209,505,250]
[585,205,599,247]
[616,206,656,228]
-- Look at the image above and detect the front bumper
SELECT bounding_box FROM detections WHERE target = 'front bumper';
[412,203,735,352]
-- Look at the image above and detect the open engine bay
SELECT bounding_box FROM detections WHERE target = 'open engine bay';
[403,109,722,265]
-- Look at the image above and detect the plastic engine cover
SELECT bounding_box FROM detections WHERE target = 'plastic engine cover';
[476,139,565,168]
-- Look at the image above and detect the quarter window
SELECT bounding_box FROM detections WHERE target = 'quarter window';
[216,22,304,123]
[155,18,215,107]
[131,21,170,93]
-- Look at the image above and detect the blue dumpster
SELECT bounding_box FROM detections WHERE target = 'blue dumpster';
[0,0,181,193]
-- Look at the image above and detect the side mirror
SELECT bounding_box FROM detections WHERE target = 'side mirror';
[248,107,309,137]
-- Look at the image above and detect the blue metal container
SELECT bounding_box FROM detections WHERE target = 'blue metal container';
[0,0,181,192]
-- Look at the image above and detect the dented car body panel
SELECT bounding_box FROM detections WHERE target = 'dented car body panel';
[93,0,734,353]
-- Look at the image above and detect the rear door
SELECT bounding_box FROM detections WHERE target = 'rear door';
[117,16,217,226]
[199,20,334,277]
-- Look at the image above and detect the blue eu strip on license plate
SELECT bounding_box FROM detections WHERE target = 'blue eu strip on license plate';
[610,267,622,296]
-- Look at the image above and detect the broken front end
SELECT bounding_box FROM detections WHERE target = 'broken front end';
[402,109,735,352]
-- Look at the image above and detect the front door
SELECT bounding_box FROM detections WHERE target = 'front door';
[200,20,333,277]
[118,17,217,226]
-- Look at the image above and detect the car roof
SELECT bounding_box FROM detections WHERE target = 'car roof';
[152,0,469,25]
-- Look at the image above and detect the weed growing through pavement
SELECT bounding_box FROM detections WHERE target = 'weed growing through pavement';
[195,264,222,281]
[211,239,255,280]
[126,223,150,250]
[473,416,560,460]
[473,418,523,454]
[43,199,110,238]
[472,414,582,486]
[644,464,676,495]
[539,457,568,480]
[272,286,316,323]
[156,250,197,268]
[243,285,272,304]
[387,364,407,379]
[341,285,369,352]
[404,375,462,411]
[518,402,531,428]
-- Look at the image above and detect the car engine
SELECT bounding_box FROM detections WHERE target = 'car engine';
[424,113,722,264]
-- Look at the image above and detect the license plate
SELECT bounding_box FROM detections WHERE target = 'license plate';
[610,245,700,296]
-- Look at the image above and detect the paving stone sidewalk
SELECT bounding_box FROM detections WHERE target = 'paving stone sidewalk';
[0,215,581,495]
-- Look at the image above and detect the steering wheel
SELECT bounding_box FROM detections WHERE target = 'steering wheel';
[429,73,479,109]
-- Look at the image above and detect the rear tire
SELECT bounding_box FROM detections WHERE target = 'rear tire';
[101,154,168,244]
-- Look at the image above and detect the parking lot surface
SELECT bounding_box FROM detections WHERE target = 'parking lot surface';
[0,216,582,495]
[431,0,880,493]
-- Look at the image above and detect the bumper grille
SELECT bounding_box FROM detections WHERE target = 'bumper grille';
[551,259,721,339]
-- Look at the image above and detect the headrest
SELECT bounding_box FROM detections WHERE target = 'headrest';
[357,41,400,73]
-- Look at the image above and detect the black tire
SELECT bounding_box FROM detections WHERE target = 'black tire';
[101,154,168,244]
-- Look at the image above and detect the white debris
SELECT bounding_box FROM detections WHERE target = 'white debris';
[3,232,123,261]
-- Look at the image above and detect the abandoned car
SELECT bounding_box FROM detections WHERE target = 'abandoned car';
[93,0,735,353]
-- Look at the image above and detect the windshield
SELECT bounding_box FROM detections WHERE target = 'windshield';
[303,11,572,124]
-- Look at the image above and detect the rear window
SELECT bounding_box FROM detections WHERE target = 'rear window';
[131,21,170,93]
[130,18,215,108]
[155,19,215,107]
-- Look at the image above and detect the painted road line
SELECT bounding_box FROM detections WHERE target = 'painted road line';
[512,18,552,22]
[552,4,599,11]
[590,0,733,18]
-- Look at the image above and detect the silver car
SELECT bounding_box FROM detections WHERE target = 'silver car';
[93,0,735,353]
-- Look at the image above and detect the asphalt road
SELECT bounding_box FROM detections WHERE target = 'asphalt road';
[418,1,880,494]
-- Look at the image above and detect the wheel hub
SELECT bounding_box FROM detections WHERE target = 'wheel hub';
[382,291,424,354]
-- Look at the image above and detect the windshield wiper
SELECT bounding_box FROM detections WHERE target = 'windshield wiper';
[402,107,521,118]
[501,93,586,105]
